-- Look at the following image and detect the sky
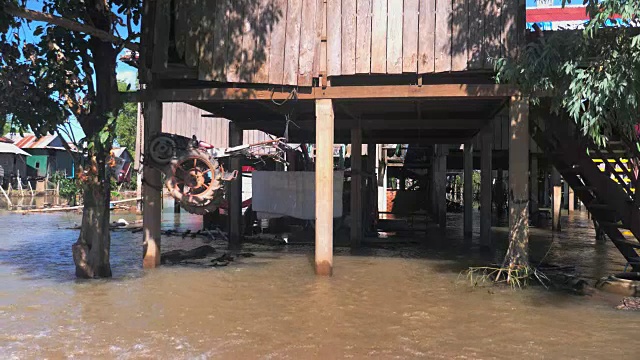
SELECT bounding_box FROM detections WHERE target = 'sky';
[10,1,140,141]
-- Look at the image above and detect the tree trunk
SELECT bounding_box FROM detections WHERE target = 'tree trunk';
[72,144,112,278]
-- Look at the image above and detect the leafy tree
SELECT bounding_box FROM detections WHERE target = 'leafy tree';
[1,0,141,278]
[495,0,640,145]
[492,0,640,284]
[115,80,137,157]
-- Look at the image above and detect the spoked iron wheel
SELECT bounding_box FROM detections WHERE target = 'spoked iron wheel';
[165,154,221,205]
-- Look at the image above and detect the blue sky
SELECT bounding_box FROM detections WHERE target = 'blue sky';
[14,1,140,141]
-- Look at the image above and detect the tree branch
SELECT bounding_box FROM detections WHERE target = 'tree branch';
[3,4,140,52]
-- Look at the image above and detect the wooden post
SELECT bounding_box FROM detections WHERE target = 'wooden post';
[551,167,562,231]
[228,122,243,251]
[135,102,144,212]
[543,169,550,207]
[376,144,387,213]
[530,155,539,216]
[463,142,473,238]
[315,99,334,276]
[0,184,11,208]
[568,186,575,213]
[142,100,163,268]
[563,181,569,209]
[480,124,493,248]
[508,95,530,258]
[367,142,377,231]
[434,145,447,229]
[350,124,363,248]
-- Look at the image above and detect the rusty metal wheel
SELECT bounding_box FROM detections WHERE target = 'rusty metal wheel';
[164,151,222,205]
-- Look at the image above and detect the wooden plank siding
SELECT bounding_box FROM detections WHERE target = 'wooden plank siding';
[402,0,420,73]
[418,0,437,73]
[386,0,404,74]
[370,0,388,73]
[355,0,372,74]
[341,0,357,75]
[283,0,303,85]
[162,0,523,85]
[161,103,272,148]
[326,0,342,76]
[298,0,318,85]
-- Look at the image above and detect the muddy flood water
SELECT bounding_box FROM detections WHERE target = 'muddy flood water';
[1,199,639,359]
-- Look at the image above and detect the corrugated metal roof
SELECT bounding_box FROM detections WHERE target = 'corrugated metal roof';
[0,142,30,156]
[9,133,59,149]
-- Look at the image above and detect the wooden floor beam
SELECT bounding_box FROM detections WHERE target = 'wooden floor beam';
[151,84,517,102]
[315,99,334,276]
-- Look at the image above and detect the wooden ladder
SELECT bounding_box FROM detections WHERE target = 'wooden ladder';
[532,115,640,271]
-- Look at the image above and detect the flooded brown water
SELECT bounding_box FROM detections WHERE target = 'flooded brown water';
[1,200,639,359]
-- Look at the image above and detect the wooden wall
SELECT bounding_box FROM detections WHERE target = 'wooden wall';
[161,103,272,147]
[154,0,524,86]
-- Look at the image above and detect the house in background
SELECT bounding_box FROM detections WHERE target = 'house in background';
[112,147,133,183]
[0,136,29,187]
[7,133,75,178]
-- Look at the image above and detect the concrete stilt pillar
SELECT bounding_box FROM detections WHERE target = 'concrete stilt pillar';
[530,155,539,215]
[142,100,163,269]
[463,142,473,238]
[315,99,334,276]
[228,122,243,251]
[508,96,530,256]
[552,167,562,231]
[480,124,493,248]
[350,124,363,248]
[568,187,575,213]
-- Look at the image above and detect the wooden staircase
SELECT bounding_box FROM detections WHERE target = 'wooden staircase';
[532,115,640,271]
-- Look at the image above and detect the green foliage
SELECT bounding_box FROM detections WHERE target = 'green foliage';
[494,0,640,146]
[49,171,80,204]
[115,81,138,156]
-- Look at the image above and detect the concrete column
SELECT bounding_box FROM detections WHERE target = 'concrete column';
[480,124,493,248]
[142,100,162,269]
[552,167,562,231]
[530,155,539,215]
[228,122,243,251]
[350,124,363,248]
[315,99,334,276]
[568,187,575,213]
[463,142,473,238]
[508,96,530,256]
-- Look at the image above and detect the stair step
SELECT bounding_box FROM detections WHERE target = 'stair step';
[599,221,631,230]
[610,238,640,249]
[559,166,581,173]
[588,203,611,210]
[574,186,597,192]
